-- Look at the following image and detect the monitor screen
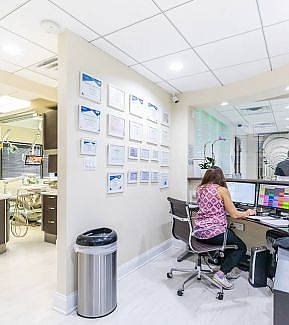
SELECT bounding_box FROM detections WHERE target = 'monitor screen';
[25,155,43,166]
[258,183,289,211]
[227,181,257,207]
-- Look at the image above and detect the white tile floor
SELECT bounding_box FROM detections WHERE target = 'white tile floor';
[0,227,273,325]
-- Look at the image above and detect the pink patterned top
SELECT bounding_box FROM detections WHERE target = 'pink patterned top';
[194,183,227,239]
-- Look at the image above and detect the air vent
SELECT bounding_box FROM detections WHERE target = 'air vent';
[240,105,271,115]
[36,57,58,71]
[253,122,277,134]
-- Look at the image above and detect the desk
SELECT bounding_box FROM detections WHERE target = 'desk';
[245,216,289,235]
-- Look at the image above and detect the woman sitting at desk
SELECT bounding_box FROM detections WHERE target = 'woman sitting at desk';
[194,166,256,290]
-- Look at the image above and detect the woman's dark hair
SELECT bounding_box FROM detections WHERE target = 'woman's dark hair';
[199,166,227,188]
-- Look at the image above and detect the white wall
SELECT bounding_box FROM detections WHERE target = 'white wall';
[57,30,178,305]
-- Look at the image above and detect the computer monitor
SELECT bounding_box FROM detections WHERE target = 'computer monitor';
[226,181,257,207]
[24,155,43,166]
[258,183,289,211]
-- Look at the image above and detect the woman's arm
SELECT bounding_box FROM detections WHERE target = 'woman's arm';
[218,186,256,219]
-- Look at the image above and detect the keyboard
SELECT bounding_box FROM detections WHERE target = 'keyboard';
[247,215,289,227]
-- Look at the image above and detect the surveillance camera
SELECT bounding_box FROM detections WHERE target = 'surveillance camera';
[172,94,180,104]
[237,124,242,127]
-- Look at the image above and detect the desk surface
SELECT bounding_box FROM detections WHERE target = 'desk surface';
[246,216,289,234]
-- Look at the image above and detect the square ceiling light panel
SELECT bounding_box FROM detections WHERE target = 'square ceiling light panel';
[50,0,160,35]
[0,96,31,114]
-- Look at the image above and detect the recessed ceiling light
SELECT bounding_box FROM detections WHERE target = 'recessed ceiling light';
[285,105,289,109]
[169,62,183,71]
[0,96,31,113]
[2,44,22,56]
[221,102,228,106]
[286,86,289,91]
[286,118,289,121]
[286,126,289,129]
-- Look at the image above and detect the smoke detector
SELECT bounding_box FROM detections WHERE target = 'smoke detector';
[40,20,60,34]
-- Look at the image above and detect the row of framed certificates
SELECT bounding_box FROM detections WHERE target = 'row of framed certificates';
[79,71,170,126]
[107,171,169,193]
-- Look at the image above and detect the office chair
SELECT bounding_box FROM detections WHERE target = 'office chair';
[166,197,237,300]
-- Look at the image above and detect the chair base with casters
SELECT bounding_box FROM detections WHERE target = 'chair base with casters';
[166,197,237,300]
[167,242,225,300]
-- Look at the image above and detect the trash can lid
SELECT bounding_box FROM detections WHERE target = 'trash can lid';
[76,227,117,246]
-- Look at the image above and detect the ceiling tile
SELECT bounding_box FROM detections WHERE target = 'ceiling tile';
[153,0,191,11]
[0,59,21,73]
[0,0,28,19]
[50,0,160,35]
[271,53,289,69]
[168,71,221,92]
[0,27,54,67]
[141,49,208,81]
[15,68,57,87]
[195,30,268,69]
[215,59,270,85]
[0,0,99,53]
[130,65,162,83]
[258,0,289,26]
[166,0,260,47]
[156,81,180,94]
[265,21,289,57]
[92,38,137,66]
[106,15,189,62]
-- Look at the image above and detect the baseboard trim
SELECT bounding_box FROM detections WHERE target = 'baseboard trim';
[118,238,172,280]
[54,291,77,315]
[54,238,173,314]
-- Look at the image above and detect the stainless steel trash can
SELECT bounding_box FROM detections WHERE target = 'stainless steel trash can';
[74,227,117,318]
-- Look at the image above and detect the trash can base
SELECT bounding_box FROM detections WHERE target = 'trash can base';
[77,305,117,319]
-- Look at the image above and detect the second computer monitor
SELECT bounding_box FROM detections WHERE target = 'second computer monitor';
[227,181,257,207]
[258,183,289,211]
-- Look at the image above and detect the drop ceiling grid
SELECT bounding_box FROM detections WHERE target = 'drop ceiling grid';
[140,49,209,81]
[258,0,289,26]
[0,0,99,53]
[91,38,138,66]
[0,0,29,19]
[213,59,270,85]
[264,20,289,57]
[164,0,261,47]
[194,30,269,70]
[49,0,161,36]
[105,14,189,63]
[0,27,54,67]
[167,71,221,92]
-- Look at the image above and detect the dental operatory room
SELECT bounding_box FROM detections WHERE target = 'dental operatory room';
[2,1,289,324]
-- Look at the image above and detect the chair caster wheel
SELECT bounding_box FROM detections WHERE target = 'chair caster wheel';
[216,292,223,300]
[177,289,183,296]
[167,272,173,279]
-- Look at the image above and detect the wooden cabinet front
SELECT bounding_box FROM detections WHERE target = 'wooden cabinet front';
[42,195,57,235]
[43,110,57,150]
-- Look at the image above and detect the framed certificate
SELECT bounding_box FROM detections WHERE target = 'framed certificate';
[79,105,101,133]
[80,72,102,104]
[107,144,125,166]
[107,172,124,193]
[107,84,125,111]
[107,114,125,138]
[127,170,138,184]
